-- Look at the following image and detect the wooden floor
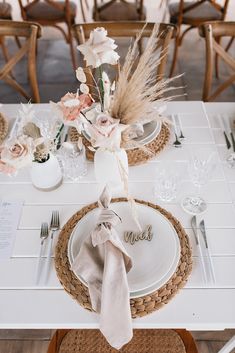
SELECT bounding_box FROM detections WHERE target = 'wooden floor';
[0,329,235,353]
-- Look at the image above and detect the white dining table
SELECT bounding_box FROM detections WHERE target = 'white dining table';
[0,101,235,332]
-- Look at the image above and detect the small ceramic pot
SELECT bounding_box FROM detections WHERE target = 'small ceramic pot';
[30,153,62,191]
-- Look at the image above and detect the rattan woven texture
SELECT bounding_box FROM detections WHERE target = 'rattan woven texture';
[69,124,170,166]
[0,113,8,145]
[59,329,186,353]
[55,199,192,318]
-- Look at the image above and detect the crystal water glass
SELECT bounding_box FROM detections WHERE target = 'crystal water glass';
[154,165,180,202]
[59,143,87,182]
[181,152,216,214]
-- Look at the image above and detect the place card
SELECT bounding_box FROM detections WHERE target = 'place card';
[0,200,23,260]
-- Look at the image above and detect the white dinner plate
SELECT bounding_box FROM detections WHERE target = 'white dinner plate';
[68,202,180,297]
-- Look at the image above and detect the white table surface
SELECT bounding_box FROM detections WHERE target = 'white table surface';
[0,101,235,330]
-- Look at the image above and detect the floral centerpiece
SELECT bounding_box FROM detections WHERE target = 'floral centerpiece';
[52,24,175,189]
[0,104,62,190]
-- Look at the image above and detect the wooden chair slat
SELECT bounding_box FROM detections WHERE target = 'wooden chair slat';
[0,20,41,102]
[199,21,235,101]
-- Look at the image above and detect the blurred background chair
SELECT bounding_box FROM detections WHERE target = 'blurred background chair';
[46,329,198,353]
[17,0,87,70]
[73,21,176,86]
[93,0,146,21]
[199,21,235,101]
[0,1,12,63]
[168,0,230,76]
[0,20,41,102]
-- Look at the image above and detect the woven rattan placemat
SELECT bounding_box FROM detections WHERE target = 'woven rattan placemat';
[69,124,170,166]
[0,113,8,145]
[59,329,186,353]
[55,199,192,318]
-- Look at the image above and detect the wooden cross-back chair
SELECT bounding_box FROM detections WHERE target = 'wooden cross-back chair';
[0,20,41,102]
[46,329,198,353]
[93,0,146,21]
[199,21,235,102]
[168,0,230,76]
[73,21,177,91]
[17,0,88,70]
[0,1,12,64]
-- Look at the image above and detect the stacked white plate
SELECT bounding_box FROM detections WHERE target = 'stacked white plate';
[68,202,181,299]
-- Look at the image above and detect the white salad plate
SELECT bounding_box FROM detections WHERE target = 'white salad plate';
[68,202,181,298]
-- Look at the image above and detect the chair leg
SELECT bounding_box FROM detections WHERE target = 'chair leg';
[225,36,234,52]
[67,25,77,71]
[15,36,21,48]
[215,36,222,79]
[170,34,180,77]
[0,37,10,63]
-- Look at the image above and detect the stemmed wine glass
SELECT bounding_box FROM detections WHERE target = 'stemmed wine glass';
[181,151,216,214]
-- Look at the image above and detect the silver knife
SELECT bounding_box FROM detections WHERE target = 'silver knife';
[191,215,208,283]
[191,215,199,245]
[199,220,216,283]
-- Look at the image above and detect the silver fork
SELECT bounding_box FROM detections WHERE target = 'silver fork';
[44,210,60,284]
[35,222,49,284]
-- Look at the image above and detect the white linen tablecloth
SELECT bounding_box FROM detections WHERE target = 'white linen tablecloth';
[0,101,235,330]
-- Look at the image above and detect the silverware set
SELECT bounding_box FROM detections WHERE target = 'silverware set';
[35,210,60,285]
[191,215,215,284]
[218,114,235,167]
[171,114,185,147]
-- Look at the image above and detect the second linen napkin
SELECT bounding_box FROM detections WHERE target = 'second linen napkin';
[71,186,133,349]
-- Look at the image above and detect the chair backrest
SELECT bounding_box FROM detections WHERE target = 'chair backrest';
[18,0,70,20]
[93,0,145,21]
[199,21,235,102]
[173,0,230,24]
[0,20,41,102]
[73,22,177,81]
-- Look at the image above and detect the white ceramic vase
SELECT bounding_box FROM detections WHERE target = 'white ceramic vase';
[94,148,128,190]
[30,153,63,191]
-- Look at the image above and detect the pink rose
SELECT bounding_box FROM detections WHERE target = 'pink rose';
[0,138,32,170]
[86,113,123,148]
[59,92,93,121]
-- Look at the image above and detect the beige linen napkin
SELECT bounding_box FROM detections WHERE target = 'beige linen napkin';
[71,186,133,349]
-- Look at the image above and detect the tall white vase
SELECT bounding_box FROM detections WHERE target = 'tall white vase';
[94,148,128,190]
[30,153,63,191]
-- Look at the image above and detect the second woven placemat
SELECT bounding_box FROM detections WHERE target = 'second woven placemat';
[55,199,192,318]
[69,124,170,166]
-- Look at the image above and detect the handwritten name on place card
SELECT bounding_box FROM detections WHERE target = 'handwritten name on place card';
[0,200,23,260]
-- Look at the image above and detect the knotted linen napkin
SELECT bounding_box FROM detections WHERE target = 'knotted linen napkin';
[71,186,133,349]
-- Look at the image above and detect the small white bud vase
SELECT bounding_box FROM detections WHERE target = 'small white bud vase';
[30,153,63,191]
[94,147,128,190]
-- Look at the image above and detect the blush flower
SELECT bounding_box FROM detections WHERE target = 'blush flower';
[59,92,93,122]
[0,137,32,170]
[86,113,126,148]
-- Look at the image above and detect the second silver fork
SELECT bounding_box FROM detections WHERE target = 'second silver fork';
[44,210,60,284]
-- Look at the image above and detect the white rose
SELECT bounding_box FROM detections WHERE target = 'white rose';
[77,27,120,68]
